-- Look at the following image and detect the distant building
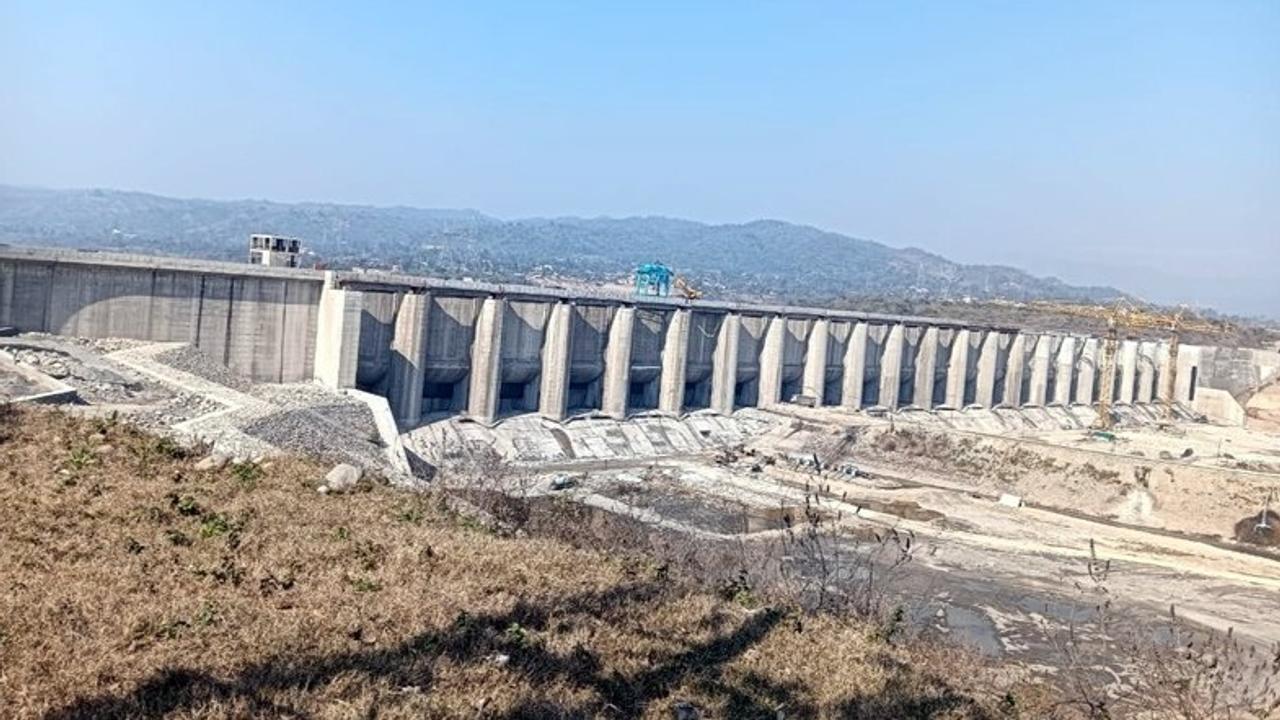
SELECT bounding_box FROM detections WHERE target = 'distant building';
[248,234,301,267]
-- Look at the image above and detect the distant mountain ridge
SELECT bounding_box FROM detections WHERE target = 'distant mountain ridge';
[0,184,1128,305]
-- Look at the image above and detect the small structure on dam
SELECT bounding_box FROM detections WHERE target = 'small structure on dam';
[248,233,303,268]
[1,246,1276,430]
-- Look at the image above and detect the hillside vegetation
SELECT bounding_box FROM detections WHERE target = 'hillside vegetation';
[0,184,1126,305]
[0,406,1022,719]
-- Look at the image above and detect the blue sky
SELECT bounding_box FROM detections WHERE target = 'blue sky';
[2,1,1277,315]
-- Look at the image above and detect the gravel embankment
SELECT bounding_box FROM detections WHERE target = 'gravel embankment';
[153,345,254,392]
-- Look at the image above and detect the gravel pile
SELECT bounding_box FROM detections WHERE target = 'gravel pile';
[310,402,381,439]
[254,384,381,439]
[153,346,253,392]
[242,407,386,470]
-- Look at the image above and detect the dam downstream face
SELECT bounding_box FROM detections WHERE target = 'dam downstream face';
[1,245,1270,432]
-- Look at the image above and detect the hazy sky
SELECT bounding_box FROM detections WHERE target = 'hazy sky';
[2,2,1277,315]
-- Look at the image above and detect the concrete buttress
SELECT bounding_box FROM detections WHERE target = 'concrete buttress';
[601,306,636,419]
[975,331,1001,408]
[709,313,740,415]
[945,329,971,407]
[659,308,691,414]
[802,318,830,405]
[1028,335,1053,406]
[756,316,786,407]
[467,296,505,424]
[313,273,363,390]
[841,322,868,410]
[1054,336,1077,405]
[1076,338,1099,405]
[1156,341,1174,404]
[878,324,905,409]
[1097,339,1119,408]
[538,301,574,421]
[387,291,430,426]
[1136,341,1157,404]
[1174,345,1201,404]
[913,326,939,409]
[1003,333,1028,406]
[1118,340,1139,404]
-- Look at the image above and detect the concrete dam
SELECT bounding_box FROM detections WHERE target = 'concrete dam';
[1,246,1271,428]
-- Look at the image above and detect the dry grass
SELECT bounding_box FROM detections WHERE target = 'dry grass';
[0,406,1024,719]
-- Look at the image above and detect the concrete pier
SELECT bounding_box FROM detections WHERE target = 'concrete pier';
[1076,338,1099,405]
[601,306,636,419]
[709,313,740,415]
[1097,338,1119,408]
[1053,336,1077,406]
[1027,335,1053,406]
[802,318,830,405]
[913,326,939,410]
[1174,345,1202,404]
[314,276,363,390]
[878,324,905,409]
[975,331,1002,408]
[538,301,574,421]
[841,322,868,410]
[466,296,505,424]
[658,309,691,413]
[1157,341,1175,404]
[387,292,429,425]
[757,316,786,407]
[1136,341,1157,404]
[1118,340,1139,404]
[945,329,971,407]
[1003,334,1028,407]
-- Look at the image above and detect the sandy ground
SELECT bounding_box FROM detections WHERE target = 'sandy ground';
[760,404,1280,543]
[514,454,1280,674]
[472,403,1280,680]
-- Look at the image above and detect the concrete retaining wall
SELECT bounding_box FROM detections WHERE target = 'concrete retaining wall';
[0,249,322,382]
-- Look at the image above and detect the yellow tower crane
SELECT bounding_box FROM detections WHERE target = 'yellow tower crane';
[673,275,703,300]
[1028,301,1231,429]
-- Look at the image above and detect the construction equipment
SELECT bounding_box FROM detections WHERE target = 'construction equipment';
[634,262,673,297]
[673,275,703,300]
[634,262,702,300]
[1030,300,1231,429]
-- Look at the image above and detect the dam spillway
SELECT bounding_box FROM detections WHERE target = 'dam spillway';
[0,246,1266,428]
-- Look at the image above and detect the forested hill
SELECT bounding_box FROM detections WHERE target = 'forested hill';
[0,185,1126,304]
